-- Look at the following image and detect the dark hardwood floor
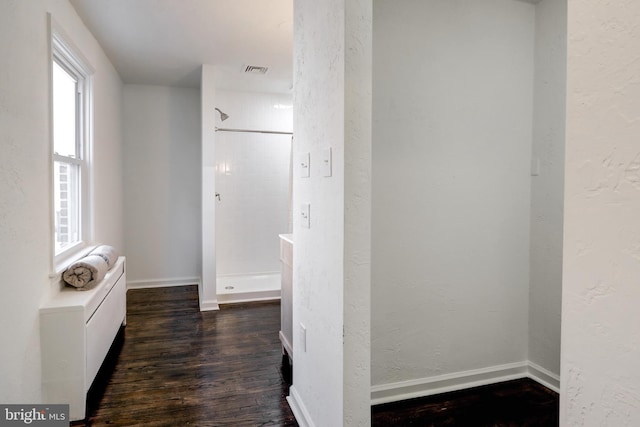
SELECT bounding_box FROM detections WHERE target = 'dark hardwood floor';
[372,378,559,427]
[75,285,296,426]
[75,285,558,426]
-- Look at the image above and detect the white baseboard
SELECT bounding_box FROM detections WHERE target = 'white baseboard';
[527,361,560,393]
[371,362,529,405]
[199,299,220,311]
[287,386,315,427]
[217,290,281,305]
[127,277,219,311]
[371,360,560,405]
[127,277,200,290]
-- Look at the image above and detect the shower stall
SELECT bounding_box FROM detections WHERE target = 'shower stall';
[213,94,293,304]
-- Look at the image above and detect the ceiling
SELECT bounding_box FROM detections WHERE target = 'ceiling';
[69,0,293,92]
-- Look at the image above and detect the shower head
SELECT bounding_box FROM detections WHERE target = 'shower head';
[215,107,229,122]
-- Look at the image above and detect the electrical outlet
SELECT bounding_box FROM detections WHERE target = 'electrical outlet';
[300,323,307,352]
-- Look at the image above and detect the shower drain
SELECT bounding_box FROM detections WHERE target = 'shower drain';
[224,286,235,290]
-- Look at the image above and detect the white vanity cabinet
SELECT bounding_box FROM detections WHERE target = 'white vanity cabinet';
[40,256,126,421]
[279,234,293,362]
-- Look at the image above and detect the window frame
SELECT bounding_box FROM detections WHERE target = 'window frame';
[50,22,94,271]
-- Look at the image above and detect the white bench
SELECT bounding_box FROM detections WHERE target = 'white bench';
[40,256,126,421]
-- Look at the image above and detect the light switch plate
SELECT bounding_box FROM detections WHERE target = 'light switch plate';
[300,152,310,178]
[301,203,310,228]
[321,147,332,177]
[531,157,540,176]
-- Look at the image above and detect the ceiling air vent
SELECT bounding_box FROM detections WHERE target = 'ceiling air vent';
[244,65,269,74]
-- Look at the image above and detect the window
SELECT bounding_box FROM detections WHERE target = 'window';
[51,28,93,265]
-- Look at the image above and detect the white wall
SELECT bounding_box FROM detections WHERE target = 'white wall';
[123,85,201,287]
[214,90,292,279]
[200,65,219,310]
[342,0,372,423]
[290,0,371,425]
[528,0,566,377]
[561,1,640,424]
[372,0,534,392]
[0,0,123,403]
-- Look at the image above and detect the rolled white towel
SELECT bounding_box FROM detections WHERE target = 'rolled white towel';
[89,245,118,270]
[62,254,109,290]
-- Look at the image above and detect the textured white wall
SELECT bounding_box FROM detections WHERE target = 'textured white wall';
[292,0,346,423]
[0,0,123,403]
[214,90,292,278]
[562,1,640,424]
[291,0,371,425]
[372,0,534,387]
[123,85,201,285]
[528,0,566,377]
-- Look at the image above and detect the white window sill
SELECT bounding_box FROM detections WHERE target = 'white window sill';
[50,243,97,278]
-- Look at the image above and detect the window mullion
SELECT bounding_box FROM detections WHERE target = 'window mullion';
[76,86,82,160]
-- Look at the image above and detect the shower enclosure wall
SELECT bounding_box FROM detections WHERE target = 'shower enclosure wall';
[214,90,293,303]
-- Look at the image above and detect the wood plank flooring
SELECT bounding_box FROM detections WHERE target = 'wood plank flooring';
[75,285,296,426]
[75,285,558,426]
